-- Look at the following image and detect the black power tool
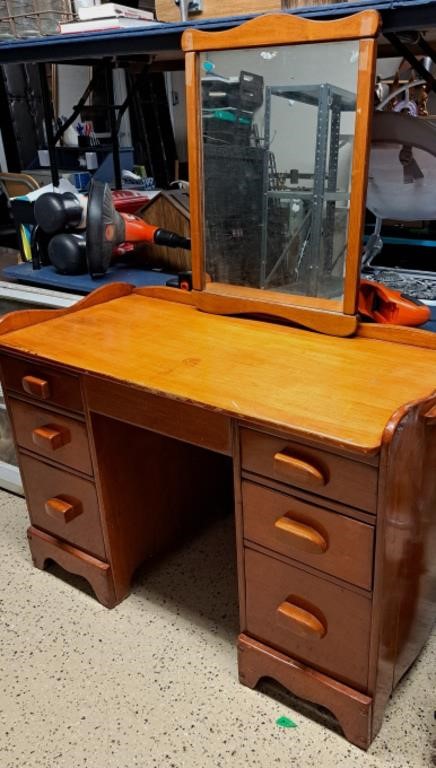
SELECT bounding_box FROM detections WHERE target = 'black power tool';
[34,180,191,277]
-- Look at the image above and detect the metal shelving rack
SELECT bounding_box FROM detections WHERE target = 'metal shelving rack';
[260,83,355,296]
[0,0,433,189]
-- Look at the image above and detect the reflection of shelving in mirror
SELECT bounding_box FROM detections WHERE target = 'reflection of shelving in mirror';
[202,70,264,147]
[202,67,267,288]
[200,42,359,307]
[261,83,356,299]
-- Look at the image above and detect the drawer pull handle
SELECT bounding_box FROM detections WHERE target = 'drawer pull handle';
[274,516,328,554]
[44,496,82,523]
[277,601,326,639]
[32,425,71,451]
[423,404,436,425]
[273,451,327,487]
[22,375,50,400]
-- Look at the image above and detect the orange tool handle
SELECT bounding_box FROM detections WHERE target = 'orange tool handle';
[121,214,158,243]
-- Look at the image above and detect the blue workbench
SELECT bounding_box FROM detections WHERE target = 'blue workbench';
[2,262,174,294]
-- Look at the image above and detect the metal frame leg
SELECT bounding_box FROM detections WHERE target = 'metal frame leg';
[324,97,341,272]
[308,83,330,296]
[38,62,59,188]
[106,59,122,190]
[260,86,272,288]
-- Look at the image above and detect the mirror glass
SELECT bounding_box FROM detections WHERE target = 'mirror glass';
[200,40,359,308]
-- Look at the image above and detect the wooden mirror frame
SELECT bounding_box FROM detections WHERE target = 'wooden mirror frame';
[182,11,381,336]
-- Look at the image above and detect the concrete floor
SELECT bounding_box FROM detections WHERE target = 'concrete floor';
[0,489,434,768]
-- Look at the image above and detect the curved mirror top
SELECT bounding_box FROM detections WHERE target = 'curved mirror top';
[200,40,359,308]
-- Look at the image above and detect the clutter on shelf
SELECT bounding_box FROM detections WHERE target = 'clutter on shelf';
[364,57,436,302]
[60,1,158,33]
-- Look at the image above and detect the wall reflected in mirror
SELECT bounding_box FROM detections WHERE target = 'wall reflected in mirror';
[200,41,359,307]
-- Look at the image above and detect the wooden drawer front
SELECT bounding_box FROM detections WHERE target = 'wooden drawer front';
[9,398,92,475]
[20,453,105,559]
[1,356,83,412]
[240,429,377,513]
[244,548,371,689]
[85,376,232,455]
[242,482,374,590]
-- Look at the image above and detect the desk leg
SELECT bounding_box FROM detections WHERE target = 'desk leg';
[28,526,118,608]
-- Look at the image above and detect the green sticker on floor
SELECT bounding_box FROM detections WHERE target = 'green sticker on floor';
[276,716,297,728]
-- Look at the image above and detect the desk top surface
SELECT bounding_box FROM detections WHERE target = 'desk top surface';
[1,292,435,453]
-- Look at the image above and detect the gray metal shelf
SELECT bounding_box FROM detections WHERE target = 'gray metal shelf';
[261,83,354,294]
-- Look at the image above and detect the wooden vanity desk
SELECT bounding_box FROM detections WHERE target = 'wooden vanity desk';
[0,282,435,749]
[0,8,435,753]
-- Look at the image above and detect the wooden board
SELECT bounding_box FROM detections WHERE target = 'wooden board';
[156,0,352,24]
[156,0,279,24]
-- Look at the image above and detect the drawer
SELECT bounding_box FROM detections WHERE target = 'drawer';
[242,482,374,590]
[9,397,92,475]
[244,548,371,689]
[1,356,83,412]
[240,428,378,513]
[20,453,105,559]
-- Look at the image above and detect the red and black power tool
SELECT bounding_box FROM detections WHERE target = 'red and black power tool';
[34,180,190,277]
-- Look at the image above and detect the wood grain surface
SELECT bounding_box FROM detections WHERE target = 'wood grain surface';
[238,634,373,749]
[157,0,354,24]
[1,356,83,412]
[185,51,204,291]
[242,481,374,589]
[195,289,358,336]
[9,398,93,475]
[156,0,279,24]
[27,526,116,607]
[244,547,372,689]
[1,294,436,452]
[343,38,377,314]
[182,10,380,52]
[21,454,105,559]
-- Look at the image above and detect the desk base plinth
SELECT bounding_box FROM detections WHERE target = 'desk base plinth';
[237,634,374,750]
[28,526,120,608]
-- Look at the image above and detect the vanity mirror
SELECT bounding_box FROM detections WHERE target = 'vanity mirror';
[182,11,380,335]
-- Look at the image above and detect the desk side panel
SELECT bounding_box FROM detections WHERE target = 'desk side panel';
[369,392,436,738]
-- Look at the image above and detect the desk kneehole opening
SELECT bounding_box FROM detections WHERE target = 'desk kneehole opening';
[276,597,327,640]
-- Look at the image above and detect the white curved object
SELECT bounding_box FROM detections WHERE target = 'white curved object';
[367,112,436,221]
